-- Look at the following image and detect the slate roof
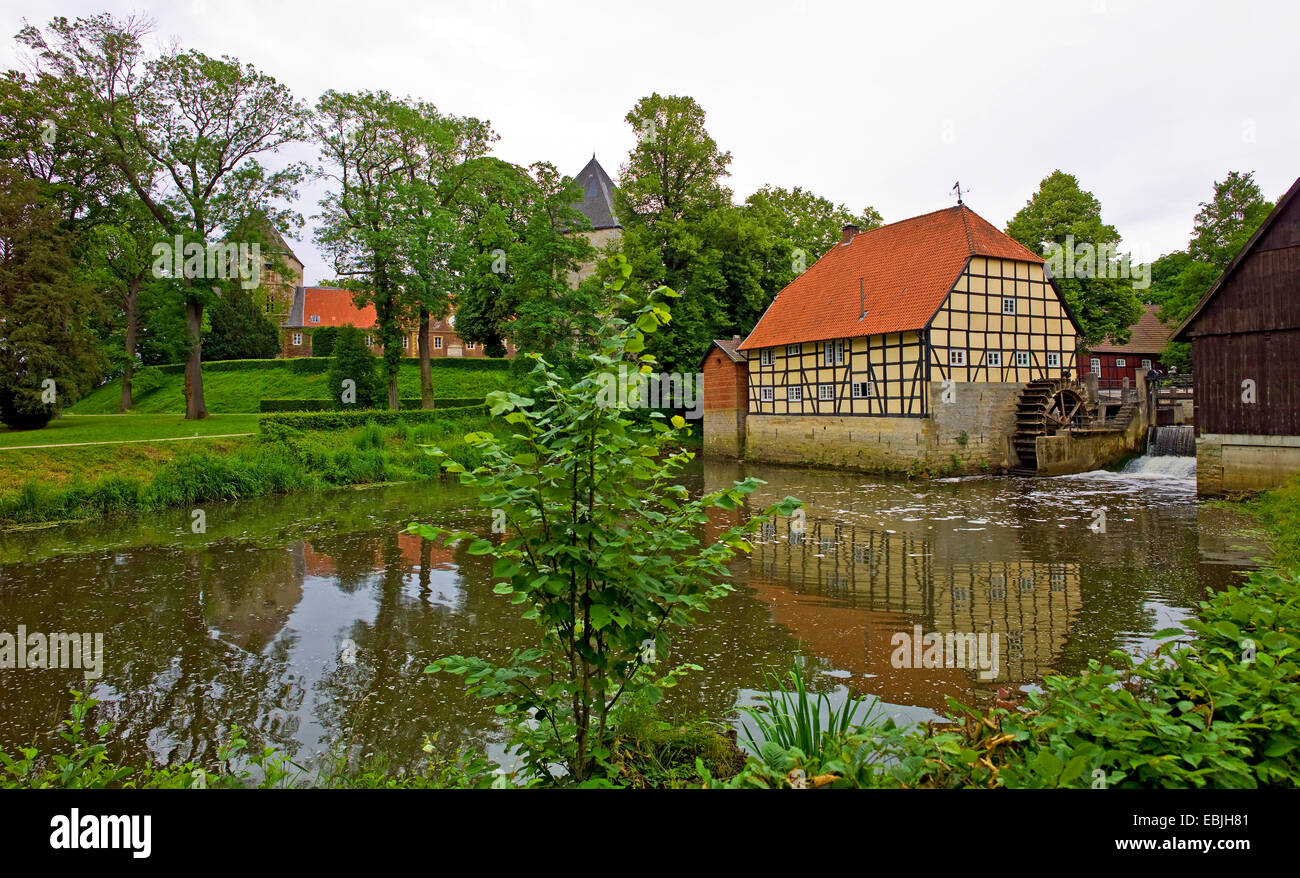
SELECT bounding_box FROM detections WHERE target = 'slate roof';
[572,155,620,230]
[738,203,1044,350]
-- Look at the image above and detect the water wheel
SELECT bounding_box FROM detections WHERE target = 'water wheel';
[1011,379,1093,474]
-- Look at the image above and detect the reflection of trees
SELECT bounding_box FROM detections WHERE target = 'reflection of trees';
[0,544,304,767]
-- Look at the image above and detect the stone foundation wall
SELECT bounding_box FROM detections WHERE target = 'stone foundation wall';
[1195,433,1300,496]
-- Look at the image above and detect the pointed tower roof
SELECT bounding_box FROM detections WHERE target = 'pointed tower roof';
[572,155,620,231]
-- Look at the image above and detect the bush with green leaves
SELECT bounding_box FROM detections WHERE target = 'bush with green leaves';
[327,325,384,409]
[409,263,800,785]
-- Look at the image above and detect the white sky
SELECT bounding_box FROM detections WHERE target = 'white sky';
[2,0,1296,284]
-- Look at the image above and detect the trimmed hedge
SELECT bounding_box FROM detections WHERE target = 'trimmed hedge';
[259,405,485,431]
[259,397,485,413]
[155,357,512,375]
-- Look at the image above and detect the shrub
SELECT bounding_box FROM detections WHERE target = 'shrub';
[327,326,384,410]
[258,397,484,413]
[411,260,800,785]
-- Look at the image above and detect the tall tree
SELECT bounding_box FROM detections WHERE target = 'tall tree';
[0,166,103,427]
[20,14,308,419]
[1005,170,1143,347]
[1188,170,1275,271]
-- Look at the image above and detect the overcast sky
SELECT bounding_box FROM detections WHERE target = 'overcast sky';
[2,0,1295,284]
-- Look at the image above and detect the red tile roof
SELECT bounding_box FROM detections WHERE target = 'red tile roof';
[1088,304,1173,354]
[299,286,377,329]
[738,204,1043,350]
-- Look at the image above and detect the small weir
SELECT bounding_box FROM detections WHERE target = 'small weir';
[1121,426,1197,479]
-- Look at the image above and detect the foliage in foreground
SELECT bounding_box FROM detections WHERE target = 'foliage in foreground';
[714,565,1300,788]
[411,262,799,785]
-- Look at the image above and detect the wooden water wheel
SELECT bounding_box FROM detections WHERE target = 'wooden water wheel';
[1011,379,1093,474]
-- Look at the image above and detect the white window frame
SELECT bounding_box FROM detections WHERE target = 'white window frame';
[1002,297,1016,315]
[1090,357,1101,374]
[1115,358,1126,367]
[760,386,774,403]
[309,314,321,324]
[1046,352,1060,368]
[949,349,966,366]
[986,351,1002,367]
[291,332,302,346]
[760,348,774,366]
[433,336,443,350]
[466,341,476,350]
[818,384,834,401]
[1141,358,1152,370]
[787,386,802,402]
[851,381,873,399]
[1016,351,1030,367]
[402,335,409,350]
[786,343,801,357]
[365,335,373,346]
[823,339,846,366]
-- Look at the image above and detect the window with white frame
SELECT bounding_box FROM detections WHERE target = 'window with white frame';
[309,314,321,324]
[466,341,476,350]
[1115,358,1126,367]
[986,351,1002,367]
[851,381,873,399]
[433,336,443,349]
[786,343,801,357]
[760,386,774,403]
[787,386,802,402]
[949,349,966,366]
[1141,358,1152,370]
[1090,357,1101,374]
[760,348,774,366]
[823,339,846,365]
[1002,297,1016,315]
[402,335,409,350]
[818,384,834,401]
[1047,352,1060,368]
[1016,351,1030,367]
[292,333,302,346]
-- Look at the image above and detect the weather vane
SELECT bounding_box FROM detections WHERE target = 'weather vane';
[951,181,965,204]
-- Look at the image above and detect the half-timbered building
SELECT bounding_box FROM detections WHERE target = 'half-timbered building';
[729,203,1085,473]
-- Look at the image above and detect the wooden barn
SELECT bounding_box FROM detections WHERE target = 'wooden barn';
[1078,304,1174,387]
[1173,176,1300,496]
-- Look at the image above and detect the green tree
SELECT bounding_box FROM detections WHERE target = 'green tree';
[0,166,103,427]
[411,259,799,784]
[327,325,383,410]
[20,14,308,419]
[202,286,280,361]
[310,325,341,358]
[1005,170,1143,347]
[1188,171,1274,271]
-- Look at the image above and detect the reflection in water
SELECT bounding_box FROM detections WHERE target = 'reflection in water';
[0,460,1269,773]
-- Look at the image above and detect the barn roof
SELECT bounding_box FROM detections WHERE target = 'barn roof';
[702,337,746,367]
[737,203,1044,350]
[1173,176,1300,341]
[1089,304,1173,354]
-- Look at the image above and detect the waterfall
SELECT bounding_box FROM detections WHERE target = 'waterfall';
[1117,426,1197,479]
[1146,425,1196,457]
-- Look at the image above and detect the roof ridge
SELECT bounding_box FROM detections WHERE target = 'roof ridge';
[957,204,975,254]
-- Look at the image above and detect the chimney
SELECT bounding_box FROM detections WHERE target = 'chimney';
[732,335,741,343]
[840,224,861,246]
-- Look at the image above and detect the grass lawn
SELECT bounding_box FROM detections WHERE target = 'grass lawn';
[71,359,513,414]
[0,413,260,448]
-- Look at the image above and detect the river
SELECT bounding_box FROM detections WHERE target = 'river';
[0,457,1270,774]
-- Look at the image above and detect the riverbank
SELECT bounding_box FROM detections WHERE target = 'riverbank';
[0,407,496,528]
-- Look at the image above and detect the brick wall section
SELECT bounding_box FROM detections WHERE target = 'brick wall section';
[702,347,748,456]
[928,382,1024,471]
[743,381,1025,474]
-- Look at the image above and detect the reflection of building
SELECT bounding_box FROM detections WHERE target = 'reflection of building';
[301,534,456,576]
[750,514,1082,702]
